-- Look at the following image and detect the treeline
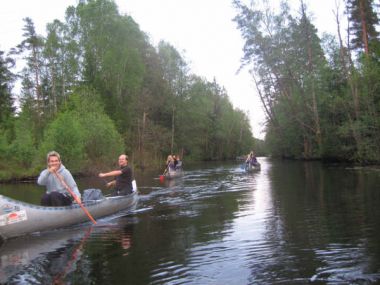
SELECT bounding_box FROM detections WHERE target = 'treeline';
[233,0,380,163]
[0,0,256,179]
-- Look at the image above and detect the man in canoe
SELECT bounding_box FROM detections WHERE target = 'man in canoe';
[37,151,82,206]
[98,154,133,196]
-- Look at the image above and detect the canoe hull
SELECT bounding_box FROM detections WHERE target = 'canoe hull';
[165,169,183,179]
[245,163,261,172]
[0,191,138,240]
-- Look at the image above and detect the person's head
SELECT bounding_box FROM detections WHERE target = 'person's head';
[118,154,128,167]
[167,155,173,161]
[47,151,61,168]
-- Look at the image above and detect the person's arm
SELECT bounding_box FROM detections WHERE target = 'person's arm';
[99,170,122,178]
[106,180,116,188]
[37,169,50,186]
[60,170,81,203]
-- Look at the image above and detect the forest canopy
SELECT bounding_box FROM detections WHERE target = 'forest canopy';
[233,0,380,162]
[1,0,379,180]
[0,0,256,179]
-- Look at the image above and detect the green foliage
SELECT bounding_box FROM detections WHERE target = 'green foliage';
[0,50,15,128]
[69,88,124,171]
[36,88,124,173]
[37,112,84,172]
[233,0,380,163]
[8,114,37,167]
[0,0,260,180]
[0,131,10,160]
[346,0,380,54]
[252,138,268,156]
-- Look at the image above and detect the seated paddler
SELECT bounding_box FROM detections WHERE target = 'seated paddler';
[37,151,81,207]
[98,154,133,196]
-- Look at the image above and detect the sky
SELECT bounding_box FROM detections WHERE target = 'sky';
[0,0,344,139]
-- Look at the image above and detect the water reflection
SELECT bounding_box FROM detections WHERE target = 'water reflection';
[263,160,380,284]
[0,226,91,284]
[0,214,139,284]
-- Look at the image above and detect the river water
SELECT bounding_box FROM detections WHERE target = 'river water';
[0,158,380,284]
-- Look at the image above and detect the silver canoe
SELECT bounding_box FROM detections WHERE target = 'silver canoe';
[165,168,184,179]
[0,191,138,240]
[245,162,261,172]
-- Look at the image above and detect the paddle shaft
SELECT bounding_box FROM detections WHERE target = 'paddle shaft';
[53,172,97,224]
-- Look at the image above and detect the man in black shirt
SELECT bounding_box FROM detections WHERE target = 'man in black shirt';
[99,154,133,195]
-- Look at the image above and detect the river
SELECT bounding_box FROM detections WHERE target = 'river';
[0,158,379,284]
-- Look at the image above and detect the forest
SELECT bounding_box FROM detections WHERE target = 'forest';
[0,0,257,180]
[233,0,380,162]
[0,0,379,180]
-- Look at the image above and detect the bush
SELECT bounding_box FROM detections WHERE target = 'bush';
[37,112,85,172]
[36,88,125,173]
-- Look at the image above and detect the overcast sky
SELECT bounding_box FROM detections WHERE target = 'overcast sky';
[0,0,344,139]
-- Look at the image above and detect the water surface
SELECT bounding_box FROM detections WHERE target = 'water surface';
[0,158,380,284]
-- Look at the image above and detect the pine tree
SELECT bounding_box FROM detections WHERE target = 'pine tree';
[346,0,380,54]
[0,50,15,127]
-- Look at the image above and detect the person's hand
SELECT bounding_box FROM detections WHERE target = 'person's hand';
[99,173,105,178]
[48,165,58,173]
[74,197,82,204]
[106,181,116,188]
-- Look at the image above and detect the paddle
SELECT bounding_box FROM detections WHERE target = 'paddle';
[53,172,97,225]
[159,167,167,183]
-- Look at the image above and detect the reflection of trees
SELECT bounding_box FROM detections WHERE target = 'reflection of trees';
[0,183,45,204]
[260,160,380,282]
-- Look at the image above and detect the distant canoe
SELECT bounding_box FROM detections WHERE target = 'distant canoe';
[244,162,261,172]
[0,190,138,240]
[165,168,184,179]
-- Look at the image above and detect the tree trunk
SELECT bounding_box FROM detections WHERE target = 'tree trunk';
[359,0,369,54]
[335,3,362,150]
[171,104,175,154]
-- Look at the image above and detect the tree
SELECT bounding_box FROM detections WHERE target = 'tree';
[13,18,45,119]
[75,0,146,131]
[0,50,15,129]
[158,41,189,153]
[346,0,380,55]
[43,18,82,117]
[64,87,124,172]
[9,110,37,168]
[233,0,327,158]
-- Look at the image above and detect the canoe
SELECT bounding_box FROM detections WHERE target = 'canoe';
[0,190,138,240]
[244,162,261,172]
[165,168,184,179]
